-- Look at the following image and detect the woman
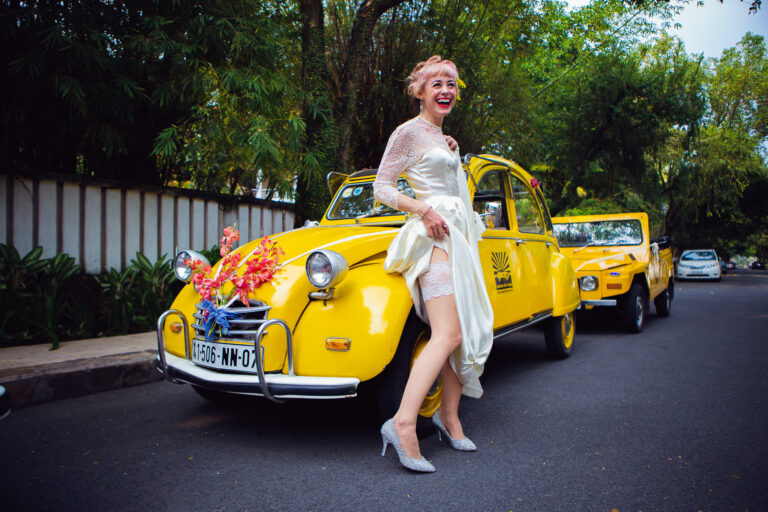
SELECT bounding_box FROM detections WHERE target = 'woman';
[374,56,494,472]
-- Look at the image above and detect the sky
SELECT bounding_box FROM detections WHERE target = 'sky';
[568,0,767,58]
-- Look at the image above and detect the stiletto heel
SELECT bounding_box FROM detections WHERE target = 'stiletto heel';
[432,410,477,452]
[380,419,436,473]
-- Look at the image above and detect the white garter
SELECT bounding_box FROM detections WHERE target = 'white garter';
[419,260,453,301]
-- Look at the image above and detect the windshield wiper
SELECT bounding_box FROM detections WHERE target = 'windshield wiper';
[355,206,386,220]
[574,241,597,253]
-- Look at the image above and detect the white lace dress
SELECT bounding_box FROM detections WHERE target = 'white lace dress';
[373,116,494,398]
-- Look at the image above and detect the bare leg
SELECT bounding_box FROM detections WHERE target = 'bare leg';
[393,248,462,459]
[438,360,467,440]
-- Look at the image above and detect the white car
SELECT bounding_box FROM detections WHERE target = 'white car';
[676,249,721,281]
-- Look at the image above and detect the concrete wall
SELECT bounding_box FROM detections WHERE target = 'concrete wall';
[1,174,295,273]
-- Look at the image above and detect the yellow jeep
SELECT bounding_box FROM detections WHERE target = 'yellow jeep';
[157,154,580,418]
[552,212,674,333]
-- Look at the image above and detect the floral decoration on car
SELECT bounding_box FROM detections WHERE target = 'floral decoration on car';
[185,226,283,341]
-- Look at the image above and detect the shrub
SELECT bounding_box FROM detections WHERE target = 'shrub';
[0,244,187,349]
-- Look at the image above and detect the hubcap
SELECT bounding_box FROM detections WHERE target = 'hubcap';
[635,297,644,327]
[562,313,574,349]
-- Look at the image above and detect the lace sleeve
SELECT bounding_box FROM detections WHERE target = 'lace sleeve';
[373,126,418,210]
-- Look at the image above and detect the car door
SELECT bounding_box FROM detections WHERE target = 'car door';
[471,166,531,329]
[648,242,662,298]
[508,173,556,316]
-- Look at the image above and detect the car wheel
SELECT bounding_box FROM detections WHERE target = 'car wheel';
[654,283,672,317]
[543,312,574,359]
[620,282,646,333]
[375,311,441,427]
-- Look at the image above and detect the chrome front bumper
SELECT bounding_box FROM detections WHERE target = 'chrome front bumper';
[581,299,618,307]
[156,310,359,402]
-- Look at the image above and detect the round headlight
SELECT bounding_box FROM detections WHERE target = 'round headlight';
[306,250,348,289]
[174,250,210,282]
[579,275,598,291]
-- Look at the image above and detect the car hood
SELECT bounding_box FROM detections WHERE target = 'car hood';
[225,224,400,305]
[560,246,647,272]
[266,224,399,269]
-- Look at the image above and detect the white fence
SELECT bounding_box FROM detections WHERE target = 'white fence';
[1,173,295,274]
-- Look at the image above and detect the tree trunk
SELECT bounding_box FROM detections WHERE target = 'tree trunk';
[296,0,336,227]
[335,0,407,172]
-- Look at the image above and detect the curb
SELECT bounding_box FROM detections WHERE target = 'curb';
[0,350,163,410]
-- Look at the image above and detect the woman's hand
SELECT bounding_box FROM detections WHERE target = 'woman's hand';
[444,135,457,151]
[421,205,450,239]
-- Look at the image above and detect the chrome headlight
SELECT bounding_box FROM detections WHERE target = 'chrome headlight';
[173,250,210,282]
[579,275,599,291]
[306,250,348,289]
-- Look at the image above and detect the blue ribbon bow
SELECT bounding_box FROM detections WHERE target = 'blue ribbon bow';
[201,299,241,343]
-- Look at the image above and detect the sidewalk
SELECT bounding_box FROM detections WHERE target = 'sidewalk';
[0,332,161,410]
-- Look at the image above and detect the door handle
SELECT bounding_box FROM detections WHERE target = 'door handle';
[515,239,526,246]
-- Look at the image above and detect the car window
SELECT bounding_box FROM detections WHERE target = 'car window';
[553,220,644,247]
[534,187,554,234]
[510,175,545,234]
[326,179,414,220]
[681,250,717,261]
[472,170,509,230]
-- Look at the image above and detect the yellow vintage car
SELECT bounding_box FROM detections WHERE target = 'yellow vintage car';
[552,212,674,333]
[157,154,580,418]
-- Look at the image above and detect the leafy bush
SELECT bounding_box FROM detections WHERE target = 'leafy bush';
[0,244,186,349]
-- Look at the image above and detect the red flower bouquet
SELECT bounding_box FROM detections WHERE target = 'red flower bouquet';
[185,226,283,340]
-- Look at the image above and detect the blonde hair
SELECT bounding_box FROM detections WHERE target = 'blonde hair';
[406,55,460,98]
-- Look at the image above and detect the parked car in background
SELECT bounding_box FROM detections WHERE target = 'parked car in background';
[677,249,721,281]
[750,260,765,270]
[157,154,580,419]
[552,212,674,333]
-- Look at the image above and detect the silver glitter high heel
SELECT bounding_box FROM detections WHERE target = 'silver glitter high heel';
[380,419,436,473]
[432,410,477,451]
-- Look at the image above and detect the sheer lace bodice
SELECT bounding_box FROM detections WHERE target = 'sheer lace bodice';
[373,117,460,209]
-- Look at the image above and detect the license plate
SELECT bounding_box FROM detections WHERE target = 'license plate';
[191,339,263,373]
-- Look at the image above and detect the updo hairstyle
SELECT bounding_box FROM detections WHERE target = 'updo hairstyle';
[406,55,460,99]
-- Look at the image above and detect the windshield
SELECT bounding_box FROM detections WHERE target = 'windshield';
[553,219,643,247]
[326,179,414,220]
[681,250,716,261]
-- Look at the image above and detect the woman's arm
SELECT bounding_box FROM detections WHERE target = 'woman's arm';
[373,127,450,238]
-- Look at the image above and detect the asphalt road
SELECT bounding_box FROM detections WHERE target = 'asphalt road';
[2,272,767,512]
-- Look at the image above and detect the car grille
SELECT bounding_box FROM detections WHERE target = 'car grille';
[192,300,271,342]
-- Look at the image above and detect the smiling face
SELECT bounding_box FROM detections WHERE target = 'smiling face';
[416,74,457,126]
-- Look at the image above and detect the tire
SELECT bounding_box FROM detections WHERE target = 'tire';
[654,282,673,317]
[375,311,441,429]
[544,312,574,359]
[620,282,647,333]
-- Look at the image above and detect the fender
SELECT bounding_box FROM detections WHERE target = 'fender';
[551,250,580,316]
[291,262,413,381]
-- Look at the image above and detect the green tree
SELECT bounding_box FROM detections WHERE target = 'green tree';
[296,0,337,225]
[663,34,768,251]
[152,2,305,198]
[2,1,230,184]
